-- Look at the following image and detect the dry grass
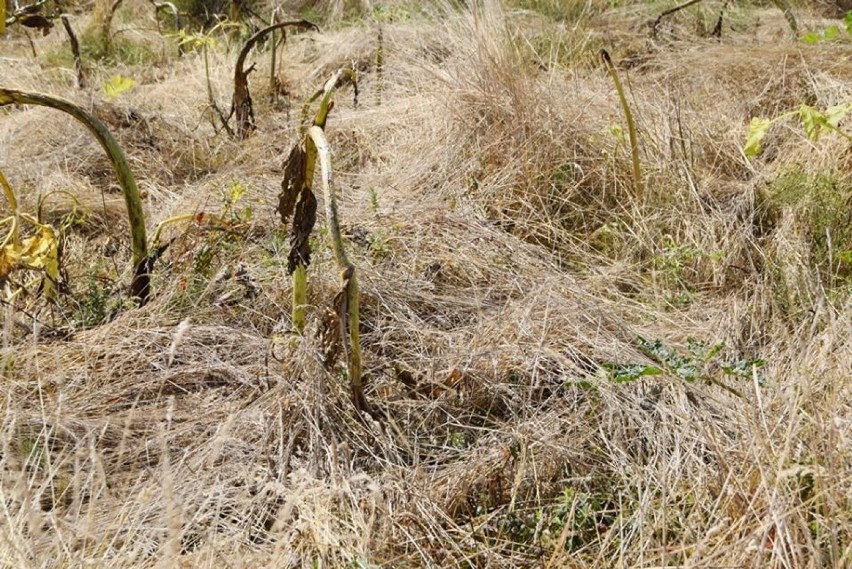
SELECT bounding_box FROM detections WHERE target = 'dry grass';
[1,0,851,566]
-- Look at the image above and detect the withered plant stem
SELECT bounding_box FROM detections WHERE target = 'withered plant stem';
[232,19,319,139]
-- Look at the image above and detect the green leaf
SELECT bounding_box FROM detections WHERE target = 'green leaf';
[845,11,852,33]
[798,105,828,141]
[823,25,840,40]
[103,75,136,99]
[609,124,625,144]
[835,249,852,265]
[722,358,765,378]
[675,364,700,381]
[744,117,771,156]
[801,32,820,44]
[825,103,851,128]
[602,363,663,383]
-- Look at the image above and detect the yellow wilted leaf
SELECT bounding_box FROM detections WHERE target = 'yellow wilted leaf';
[103,75,136,99]
[0,246,19,280]
[19,224,59,301]
[0,218,59,302]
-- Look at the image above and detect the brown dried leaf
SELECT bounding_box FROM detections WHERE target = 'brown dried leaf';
[287,189,316,275]
[277,143,306,230]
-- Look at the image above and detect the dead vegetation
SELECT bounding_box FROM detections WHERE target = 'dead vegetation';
[1,0,851,567]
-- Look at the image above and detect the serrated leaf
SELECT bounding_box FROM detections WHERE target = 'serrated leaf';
[0,220,59,301]
[19,225,59,301]
[744,117,771,156]
[602,363,663,383]
[722,358,765,378]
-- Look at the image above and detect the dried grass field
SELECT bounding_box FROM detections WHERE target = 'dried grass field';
[1,0,851,567]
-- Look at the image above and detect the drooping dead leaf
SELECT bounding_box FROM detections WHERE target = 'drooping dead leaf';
[277,143,307,231]
[0,217,60,302]
[287,188,317,275]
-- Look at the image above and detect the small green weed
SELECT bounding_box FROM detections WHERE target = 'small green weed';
[745,103,851,157]
[603,336,763,393]
[801,12,852,43]
[764,169,852,287]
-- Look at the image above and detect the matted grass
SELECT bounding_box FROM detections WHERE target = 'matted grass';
[1,0,850,566]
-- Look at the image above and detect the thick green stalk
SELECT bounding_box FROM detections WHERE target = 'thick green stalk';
[0,88,150,303]
[305,125,366,412]
[602,50,643,198]
[292,264,307,333]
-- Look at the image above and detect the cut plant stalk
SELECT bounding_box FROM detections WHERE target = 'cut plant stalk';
[308,125,367,413]
[232,19,318,139]
[0,88,152,304]
[602,50,643,199]
[101,0,125,57]
[771,0,798,35]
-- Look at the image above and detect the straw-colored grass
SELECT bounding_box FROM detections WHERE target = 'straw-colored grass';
[1,0,850,566]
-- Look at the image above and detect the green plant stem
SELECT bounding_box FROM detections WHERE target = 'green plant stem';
[602,50,643,198]
[301,67,358,132]
[292,263,307,333]
[825,122,852,142]
[305,125,367,412]
[0,88,150,303]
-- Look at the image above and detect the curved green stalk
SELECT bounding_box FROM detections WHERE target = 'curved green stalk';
[300,67,358,132]
[601,50,643,198]
[305,125,366,413]
[0,88,150,303]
